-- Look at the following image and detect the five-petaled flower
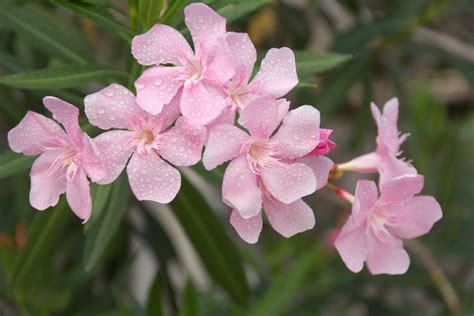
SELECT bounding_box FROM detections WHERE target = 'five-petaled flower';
[337,98,416,185]
[84,84,206,204]
[8,97,106,222]
[335,175,442,275]
[131,3,236,125]
[203,96,333,243]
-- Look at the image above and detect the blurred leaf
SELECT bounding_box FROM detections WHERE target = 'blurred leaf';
[0,3,91,64]
[177,281,200,316]
[83,174,130,272]
[138,0,165,29]
[146,270,165,316]
[0,51,24,73]
[51,0,134,43]
[170,177,249,304]
[0,65,127,89]
[211,0,273,22]
[295,51,352,78]
[160,0,186,25]
[84,183,114,232]
[0,151,34,179]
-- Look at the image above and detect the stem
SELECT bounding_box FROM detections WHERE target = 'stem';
[326,183,355,204]
[405,240,462,316]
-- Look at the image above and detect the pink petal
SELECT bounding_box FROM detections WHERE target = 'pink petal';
[8,111,64,156]
[225,32,256,82]
[158,91,183,129]
[380,174,424,204]
[135,66,183,115]
[29,151,67,210]
[131,24,193,66]
[180,82,226,125]
[337,152,379,173]
[79,134,107,182]
[127,152,181,203]
[263,197,315,238]
[94,130,135,184]
[222,155,262,219]
[229,209,263,244]
[84,83,143,130]
[42,97,80,137]
[261,161,316,204]
[203,124,249,170]
[160,117,206,166]
[250,47,298,98]
[377,150,417,186]
[334,214,368,273]
[372,98,401,154]
[205,106,236,132]
[387,196,442,239]
[298,155,333,190]
[271,105,320,159]
[184,3,226,48]
[238,96,280,138]
[366,229,410,275]
[353,180,378,215]
[66,169,92,223]
[276,98,290,123]
[204,39,236,86]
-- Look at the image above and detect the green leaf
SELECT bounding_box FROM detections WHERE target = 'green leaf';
[0,65,127,90]
[51,0,134,43]
[177,281,200,316]
[138,0,165,29]
[0,3,91,64]
[84,183,114,233]
[83,175,131,272]
[295,51,352,78]
[0,51,24,73]
[146,270,165,316]
[170,177,249,304]
[211,0,273,22]
[0,151,35,179]
[160,0,186,25]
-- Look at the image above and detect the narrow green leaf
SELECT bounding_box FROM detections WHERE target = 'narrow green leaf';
[0,151,35,179]
[0,3,91,64]
[84,183,114,233]
[146,270,165,316]
[170,177,250,304]
[83,175,130,272]
[160,0,186,25]
[211,0,273,22]
[0,51,24,73]
[51,0,134,43]
[138,0,165,29]
[0,65,127,90]
[177,281,200,316]
[295,51,352,78]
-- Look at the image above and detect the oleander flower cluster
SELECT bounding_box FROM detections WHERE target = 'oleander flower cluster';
[6,2,442,275]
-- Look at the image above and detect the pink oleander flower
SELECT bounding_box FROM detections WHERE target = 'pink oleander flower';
[7,97,106,222]
[203,96,333,243]
[337,98,416,185]
[84,84,206,204]
[335,175,442,275]
[309,128,336,156]
[131,3,235,125]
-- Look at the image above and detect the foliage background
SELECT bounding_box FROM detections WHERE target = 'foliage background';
[0,0,473,315]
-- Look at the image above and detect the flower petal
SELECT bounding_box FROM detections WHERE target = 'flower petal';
[250,47,298,98]
[180,82,226,125]
[271,105,320,159]
[387,196,442,239]
[366,229,410,275]
[184,3,226,48]
[334,214,368,273]
[94,130,135,184]
[225,32,256,82]
[29,151,67,210]
[238,96,280,138]
[131,23,193,66]
[298,155,333,190]
[127,152,181,203]
[160,117,206,166]
[79,134,107,182]
[380,174,424,204]
[263,197,315,238]
[353,180,378,215]
[372,98,401,154]
[377,150,417,186]
[135,66,184,115]
[222,155,262,219]
[276,98,290,123]
[261,161,316,204]
[203,124,249,170]
[42,97,80,137]
[229,209,263,244]
[84,83,143,130]
[8,111,64,156]
[66,169,92,223]
[337,152,380,173]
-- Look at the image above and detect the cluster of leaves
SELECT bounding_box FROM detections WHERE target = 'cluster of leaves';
[0,0,472,315]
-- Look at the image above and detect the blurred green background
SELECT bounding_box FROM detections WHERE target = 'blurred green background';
[0,0,473,315]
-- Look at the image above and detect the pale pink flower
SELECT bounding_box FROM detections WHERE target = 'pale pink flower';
[203,96,329,243]
[84,83,206,203]
[131,3,235,125]
[309,128,336,156]
[335,175,442,275]
[7,97,106,222]
[337,98,416,185]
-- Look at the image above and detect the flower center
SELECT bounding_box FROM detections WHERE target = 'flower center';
[243,140,280,174]
[182,57,204,82]
[46,147,80,181]
[127,128,161,156]
[369,208,397,243]
[138,129,155,145]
